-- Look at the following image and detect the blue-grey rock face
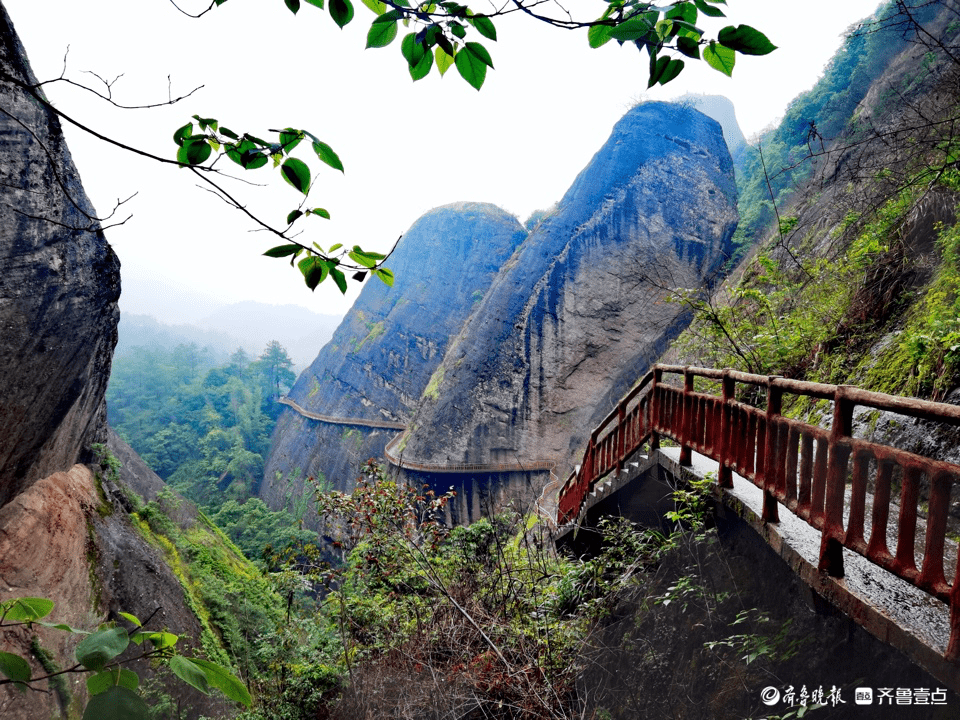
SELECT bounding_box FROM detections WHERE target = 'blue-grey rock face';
[261,202,526,499]
[0,5,120,507]
[399,102,738,477]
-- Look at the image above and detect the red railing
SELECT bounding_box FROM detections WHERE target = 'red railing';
[557,364,960,661]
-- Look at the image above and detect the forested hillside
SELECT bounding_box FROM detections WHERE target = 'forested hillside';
[106,341,318,560]
[675,0,960,413]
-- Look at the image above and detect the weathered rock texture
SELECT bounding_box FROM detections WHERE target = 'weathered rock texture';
[261,203,526,504]
[0,8,226,718]
[400,102,738,480]
[675,93,748,164]
[0,4,120,508]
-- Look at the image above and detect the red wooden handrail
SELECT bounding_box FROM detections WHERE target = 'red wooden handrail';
[557,364,960,662]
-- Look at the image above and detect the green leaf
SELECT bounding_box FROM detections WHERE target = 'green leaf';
[280,158,311,194]
[676,35,700,59]
[409,44,434,81]
[279,128,303,153]
[0,651,30,692]
[366,16,398,47]
[609,15,654,42]
[76,627,129,672]
[655,18,674,40]
[329,242,343,252]
[264,244,302,258]
[177,137,213,166]
[717,24,776,55]
[169,656,210,695]
[693,0,725,17]
[330,266,348,294]
[401,32,426,66]
[118,612,141,628]
[703,41,735,76]
[172,123,193,147]
[435,46,455,76]
[82,685,150,720]
[311,141,344,172]
[189,658,252,706]
[588,23,612,49]
[360,0,385,12]
[304,0,323,6]
[37,621,88,634]
[373,267,395,287]
[2,597,54,622]
[450,22,466,39]
[286,210,304,224]
[244,133,270,147]
[348,247,385,268]
[285,0,300,13]
[298,256,329,290]
[455,46,485,90]
[469,15,496,41]
[329,0,354,28]
[146,631,178,650]
[464,41,493,67]
[648,55,684,87]
[666,2,697,23]
[87,668,138,696]
[308,207,331,219]
[219,127,239,140]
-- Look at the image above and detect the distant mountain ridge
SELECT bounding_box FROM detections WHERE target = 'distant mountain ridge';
[117,302,343,370]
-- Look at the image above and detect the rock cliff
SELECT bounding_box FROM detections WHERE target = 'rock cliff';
[261,203,526,503]
[0,7,227,718]
[399,102,738,481]
[0,4,119,508]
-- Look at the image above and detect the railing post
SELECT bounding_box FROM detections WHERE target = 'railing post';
[761,379,783,523]
[819,385,854,577]
[679,367,694,467]
[717,369,734,488]
[650,367,662,451]
[616,403,626,475]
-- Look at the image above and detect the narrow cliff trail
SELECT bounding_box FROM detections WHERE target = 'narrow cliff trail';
[279,395,562,524]
[278,397,406,430]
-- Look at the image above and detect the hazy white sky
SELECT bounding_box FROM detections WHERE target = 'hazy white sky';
[4,0,880,320]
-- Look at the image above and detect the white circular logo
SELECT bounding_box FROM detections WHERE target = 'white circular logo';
[761,687,781,706]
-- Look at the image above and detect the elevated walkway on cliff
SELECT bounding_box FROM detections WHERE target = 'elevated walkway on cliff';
[279,396,562,524]
[279,396,407,430]
[555,364,960,692]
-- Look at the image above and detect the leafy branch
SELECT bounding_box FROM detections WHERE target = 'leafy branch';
[191,0,775,91]
[2,65,397,293]
[0,597,251,720]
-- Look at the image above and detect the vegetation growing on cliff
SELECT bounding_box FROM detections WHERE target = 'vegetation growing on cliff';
[107,341,296,531]
[674,0,960,406]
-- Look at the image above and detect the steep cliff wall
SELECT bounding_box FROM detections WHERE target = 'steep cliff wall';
[399,102,738,480]
[0,7,236,718]
[0,4,119,508]
[261,203,526,503]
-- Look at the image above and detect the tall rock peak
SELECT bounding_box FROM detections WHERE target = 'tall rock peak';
[399,101,738,479]
[261,202,526,501]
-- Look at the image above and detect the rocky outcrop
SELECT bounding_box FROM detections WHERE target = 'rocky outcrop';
[0,4,120,508]
[261,203,526,503]
[675,93,748,163]
[0,8,229,718]
[399,102,738,481]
